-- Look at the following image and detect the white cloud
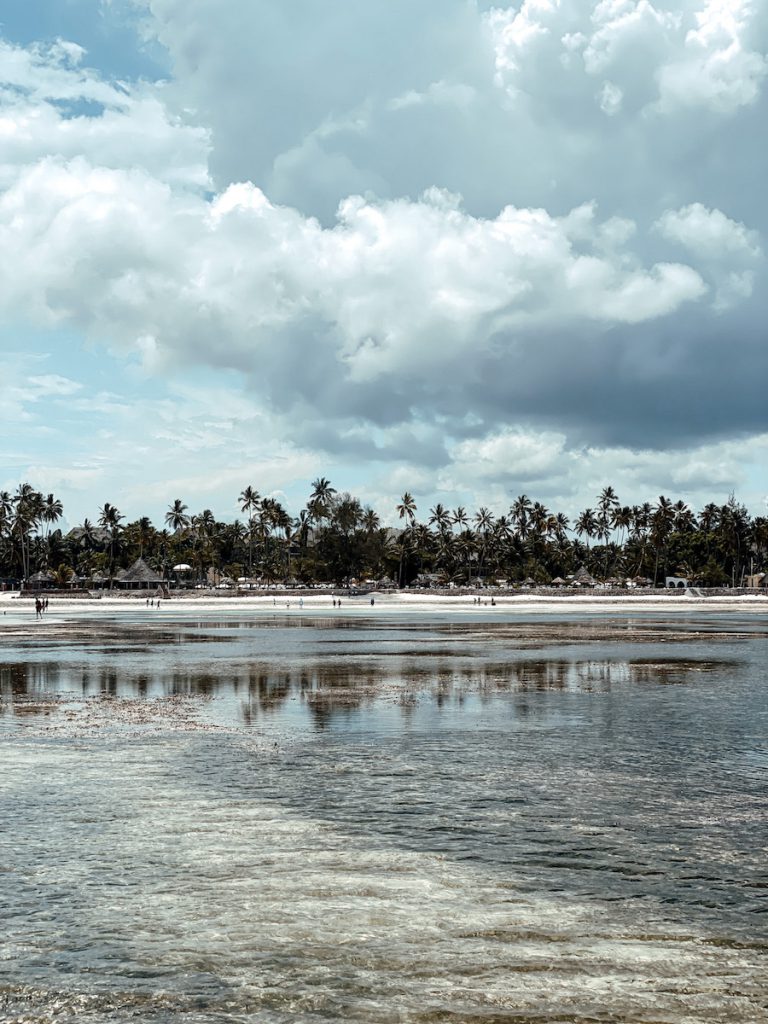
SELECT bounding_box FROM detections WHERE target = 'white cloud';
[0,161,709,403]
[447,429,567,483]
[0,38,210,189]
[655,201,761,258]
[655,202,762,306]
[657,0,768,113]
[598,80,624,114]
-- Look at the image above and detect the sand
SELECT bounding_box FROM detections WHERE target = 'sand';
[1,588,766,624]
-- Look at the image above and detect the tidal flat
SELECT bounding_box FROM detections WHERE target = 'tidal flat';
[1,608,766,1023]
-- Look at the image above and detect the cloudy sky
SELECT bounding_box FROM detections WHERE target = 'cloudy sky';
[1,0,766,528]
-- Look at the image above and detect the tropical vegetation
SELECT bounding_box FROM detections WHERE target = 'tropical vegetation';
[0,481,766,589]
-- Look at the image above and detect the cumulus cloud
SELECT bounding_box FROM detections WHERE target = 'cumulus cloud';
[656,0,768,113]
[0,161,712,433]
[0,37,209,188]
[655,202,762,306]
[655,201,761,258]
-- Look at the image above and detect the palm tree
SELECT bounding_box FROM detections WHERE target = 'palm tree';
[428,503,451,536]
[79,518,96,552]
[474,507,494,582]
[511,494,532,541]
[165,499,190,534]
[311,477,335,502]
[361,508,380,533]
[397,492,417,526]
[396,493,417,586]
[718,495,749,586]
[42,493,63,540]
[611,505,633,547]
[596,487,619,578]
[12,485,43,582]
[598,486,619,516]
[455,529,477,584]
[628,503,652,577]
[238,486,261,574]
[136,516,154,559]
[575,508,597,550]
[452,507,468,533]
[552,512,570,548]
[490,515,513,577]
[98,502,124,587]
[0,491,12,523]
[295,508,312,555]
[191,509,217,582]
[309,478,336,528]
[651,496,675,585]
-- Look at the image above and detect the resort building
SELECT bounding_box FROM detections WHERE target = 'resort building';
[116,558,166,591]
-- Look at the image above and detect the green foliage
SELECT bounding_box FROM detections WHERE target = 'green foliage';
[0,481,764,589]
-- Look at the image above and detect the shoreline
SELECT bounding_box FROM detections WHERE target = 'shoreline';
[1,589,766,618]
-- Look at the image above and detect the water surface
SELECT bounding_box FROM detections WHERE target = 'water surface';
[1,610,766,1022]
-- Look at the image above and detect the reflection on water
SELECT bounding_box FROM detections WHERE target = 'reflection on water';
[0,613,766,1023]
[0,656,733,730]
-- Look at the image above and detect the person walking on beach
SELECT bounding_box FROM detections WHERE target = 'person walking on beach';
[35,597,42,619]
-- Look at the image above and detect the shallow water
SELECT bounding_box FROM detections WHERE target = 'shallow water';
[1,610,767,1022]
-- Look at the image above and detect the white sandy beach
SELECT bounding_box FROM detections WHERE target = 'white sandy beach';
[1,589,766,620]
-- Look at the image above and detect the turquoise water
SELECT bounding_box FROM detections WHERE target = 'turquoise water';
[1,610,766,1022]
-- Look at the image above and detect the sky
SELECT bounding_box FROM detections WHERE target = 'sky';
[1,0,767,529]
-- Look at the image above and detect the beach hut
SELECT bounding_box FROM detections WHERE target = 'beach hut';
[28,569,55,591]
[551,576,566,587]
[571,566,598,587]
[116,558,165,590]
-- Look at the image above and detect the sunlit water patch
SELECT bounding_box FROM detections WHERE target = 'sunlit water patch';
[1,612,766,1022]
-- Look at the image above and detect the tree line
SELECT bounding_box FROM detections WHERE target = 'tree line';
[0,480,766,588]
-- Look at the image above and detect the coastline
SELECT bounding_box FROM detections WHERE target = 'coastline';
[1,588,766,619]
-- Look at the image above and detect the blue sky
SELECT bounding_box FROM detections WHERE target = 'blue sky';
[1,0,766,530]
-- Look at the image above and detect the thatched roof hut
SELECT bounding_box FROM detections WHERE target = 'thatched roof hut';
[28,569,55,590]
[116,558,165,589]
[572,566,598,587]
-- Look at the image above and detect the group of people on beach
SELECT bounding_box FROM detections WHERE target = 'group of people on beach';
[34,596,49,619]
[145,598,161,608]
